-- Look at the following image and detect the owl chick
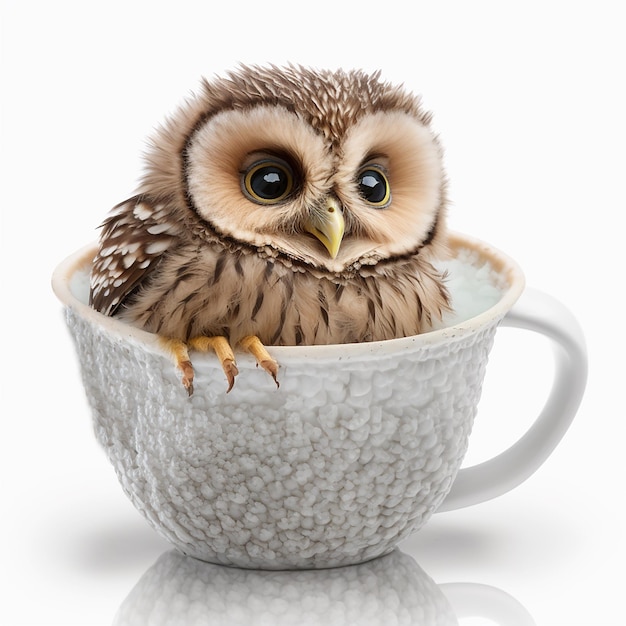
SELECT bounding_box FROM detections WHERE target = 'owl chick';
[89,65,451,394]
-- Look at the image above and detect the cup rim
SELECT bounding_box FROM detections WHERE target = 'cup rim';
[52,231,525,362]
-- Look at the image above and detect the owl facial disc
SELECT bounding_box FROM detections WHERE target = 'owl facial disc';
[304,196,345,259]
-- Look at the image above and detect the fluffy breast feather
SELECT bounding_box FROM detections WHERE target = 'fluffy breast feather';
[118,243,450,346]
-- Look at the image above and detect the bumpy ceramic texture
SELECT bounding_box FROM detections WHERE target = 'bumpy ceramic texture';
[114,549,456,625]
[66,308,500,569]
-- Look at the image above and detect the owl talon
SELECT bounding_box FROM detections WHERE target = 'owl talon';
[224,360,239,393]
[179,360,195,396]
[161,338,196,395]
[261,359,280,389]
[189,335,239,392]
[240,335,280,388]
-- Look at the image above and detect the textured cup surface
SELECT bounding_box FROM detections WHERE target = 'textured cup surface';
[114,549,456,625]
[54,232,524,569]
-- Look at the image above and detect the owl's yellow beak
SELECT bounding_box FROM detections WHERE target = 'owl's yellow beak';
[304,197,345,259]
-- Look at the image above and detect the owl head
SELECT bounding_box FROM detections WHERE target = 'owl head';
[140,64,448,273]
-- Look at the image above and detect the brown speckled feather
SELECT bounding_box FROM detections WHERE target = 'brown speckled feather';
[89,195,182,315]
[89,65,451,387]
[110,239,448,346]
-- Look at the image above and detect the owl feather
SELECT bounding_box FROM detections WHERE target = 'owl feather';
[89,64,451,393]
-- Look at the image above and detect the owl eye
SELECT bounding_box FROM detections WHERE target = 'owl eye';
[357,166,391,208]
[243,159,295,205]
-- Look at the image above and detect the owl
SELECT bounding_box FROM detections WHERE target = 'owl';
[89,65,451,394]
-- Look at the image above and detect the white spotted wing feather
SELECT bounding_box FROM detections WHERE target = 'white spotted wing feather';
[89,196,181,316]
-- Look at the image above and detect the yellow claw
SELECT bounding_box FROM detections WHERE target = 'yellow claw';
[189,336,238,393]
[161,335,278,394]
[239,335,279,388]
[304,196,345,259]
[161,337,196,395]
[162,336,239,394]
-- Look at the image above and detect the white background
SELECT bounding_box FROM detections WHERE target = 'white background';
[1,1,624,624]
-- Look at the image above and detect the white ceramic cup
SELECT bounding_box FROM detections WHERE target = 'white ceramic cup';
[113,549,535,626]
[52,232,587,569]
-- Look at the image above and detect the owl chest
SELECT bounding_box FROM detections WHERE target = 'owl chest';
[136,249,422,346]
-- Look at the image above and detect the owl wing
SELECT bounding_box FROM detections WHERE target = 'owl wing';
[89,195,181,316]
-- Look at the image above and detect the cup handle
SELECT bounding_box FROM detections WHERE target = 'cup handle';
[439,582,536,625]
[438,287,588,512]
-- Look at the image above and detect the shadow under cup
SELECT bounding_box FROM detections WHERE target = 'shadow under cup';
[52,232,584,569]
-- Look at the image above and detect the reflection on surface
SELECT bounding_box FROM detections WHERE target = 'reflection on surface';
[114,549,534,626]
